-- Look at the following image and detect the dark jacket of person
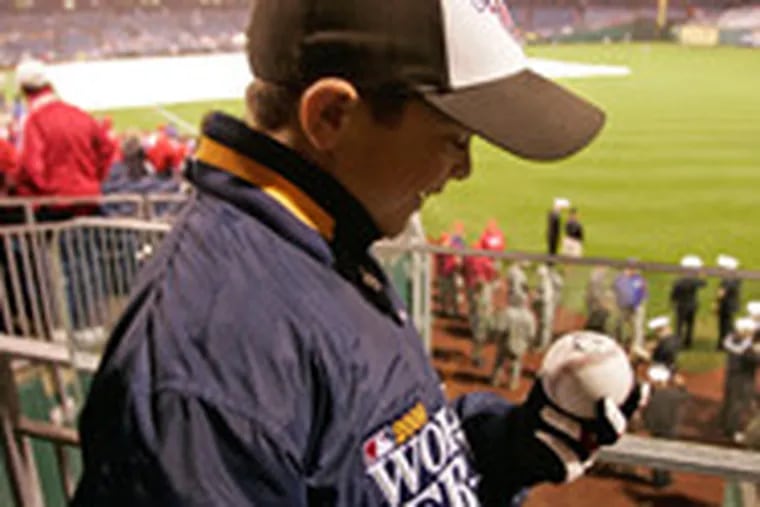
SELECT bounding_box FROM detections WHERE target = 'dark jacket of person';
[669,276,706,311]
[718,278,741,315]
[643,385,689,438]
[652,334,681,370]
[73,113,545,507]
[547,210,560,255]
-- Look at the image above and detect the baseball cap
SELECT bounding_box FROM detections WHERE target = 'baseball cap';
[716,254,739,270]
[647,316,670,331]
[246,0,605,161]
[680,255,702,269]
[15,58,50,89]
[735,317,756,334]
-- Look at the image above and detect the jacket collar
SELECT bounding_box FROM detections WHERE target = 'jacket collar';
[192,112,382,262]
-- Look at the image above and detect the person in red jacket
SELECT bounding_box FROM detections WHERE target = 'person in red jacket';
[15,58,114,218]
[0,133,18,193]
[477,218,506,252]
[145,124,185,178]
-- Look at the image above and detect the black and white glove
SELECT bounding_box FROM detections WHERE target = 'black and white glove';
[524,331,645,483]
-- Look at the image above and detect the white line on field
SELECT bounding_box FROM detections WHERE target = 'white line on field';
[152,104,198,135]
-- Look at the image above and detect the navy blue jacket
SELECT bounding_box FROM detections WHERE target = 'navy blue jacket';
[73,113,532,506]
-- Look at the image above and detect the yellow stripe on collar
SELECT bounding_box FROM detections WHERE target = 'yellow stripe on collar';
[196,136,335,241]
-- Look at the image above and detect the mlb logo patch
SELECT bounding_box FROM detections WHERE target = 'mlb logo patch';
[362,427,396,466]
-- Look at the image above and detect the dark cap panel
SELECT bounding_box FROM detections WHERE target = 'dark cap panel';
[247,0,447,89]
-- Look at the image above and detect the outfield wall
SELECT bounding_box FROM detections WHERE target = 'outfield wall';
[42,52,630,112]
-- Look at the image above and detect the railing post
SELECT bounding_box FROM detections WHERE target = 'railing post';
[0,356,44,507]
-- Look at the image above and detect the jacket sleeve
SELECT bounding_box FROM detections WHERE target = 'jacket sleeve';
[92,119,116,181]
[452,392,541,506]
[18,116,49,194]
[73,391,308,507]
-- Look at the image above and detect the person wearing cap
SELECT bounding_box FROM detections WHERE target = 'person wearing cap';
[436,220,467,318]
[535,262,563,349]
[749,302,760,342]
[647,316,681,373]
[0,130,18,196]
[73,2,644,506]
[613,263,648,350]
[720,318,759,441]
[715,255,742,350]
[546,197,569,256]
[490,261,536,390]
[641,362,688,488]
[13,58,113,218]
[669,255,707,348]
[463,240,498,367]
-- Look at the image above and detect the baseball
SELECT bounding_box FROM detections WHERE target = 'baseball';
[539,331,634,419]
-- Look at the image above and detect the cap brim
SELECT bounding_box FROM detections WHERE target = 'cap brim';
[422,69,605,161]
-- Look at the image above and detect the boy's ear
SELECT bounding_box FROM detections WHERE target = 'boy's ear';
[299,78,359,151]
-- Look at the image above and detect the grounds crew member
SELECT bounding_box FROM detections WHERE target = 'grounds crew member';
[720,317,759,441]
[670,255,707,348]
[715,254,741,350]
[647,315,681,373]
[73,1,643,505]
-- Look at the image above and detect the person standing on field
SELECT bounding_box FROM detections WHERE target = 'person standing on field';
[670,255,707,348]
[715,254,741,350]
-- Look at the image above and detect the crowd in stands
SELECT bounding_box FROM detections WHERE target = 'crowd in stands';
[1,2,745,68]
[0,7,247,68]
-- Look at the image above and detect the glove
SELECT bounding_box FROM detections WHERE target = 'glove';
[524,331,645,483]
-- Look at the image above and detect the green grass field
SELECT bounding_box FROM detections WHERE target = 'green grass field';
[93,43,760,269]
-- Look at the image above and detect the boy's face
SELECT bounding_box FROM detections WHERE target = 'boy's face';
[331,99,472,237]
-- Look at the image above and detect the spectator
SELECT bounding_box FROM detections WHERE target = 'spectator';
[478,218,506,252]
[585,265,611,334]
[561,207,584,257]
[720,317,759,442]
[647,315,681,372]
[145,124,182,178]
[715,254,741,350]
[750,301,760,338]
[491,261,536,389]
[435,231,460,318]
[546,197,569,256]
[670,255,707,348]
[535,263,562,349]
[642,365,689,488]
[613,263,648,350]
[464,242,498,367]
[14,58,113,219]
[100,116,122,171]
[0,131,18,194]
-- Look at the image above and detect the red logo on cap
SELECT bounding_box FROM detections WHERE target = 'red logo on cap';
[470,0,515,31]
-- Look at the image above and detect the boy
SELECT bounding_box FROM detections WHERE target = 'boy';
[73,1,641,505]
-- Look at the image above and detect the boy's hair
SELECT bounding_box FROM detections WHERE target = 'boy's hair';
[246,80,415,132]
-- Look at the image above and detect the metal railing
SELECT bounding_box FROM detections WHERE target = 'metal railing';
[0,192,190,224]
[1,214,758,505]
